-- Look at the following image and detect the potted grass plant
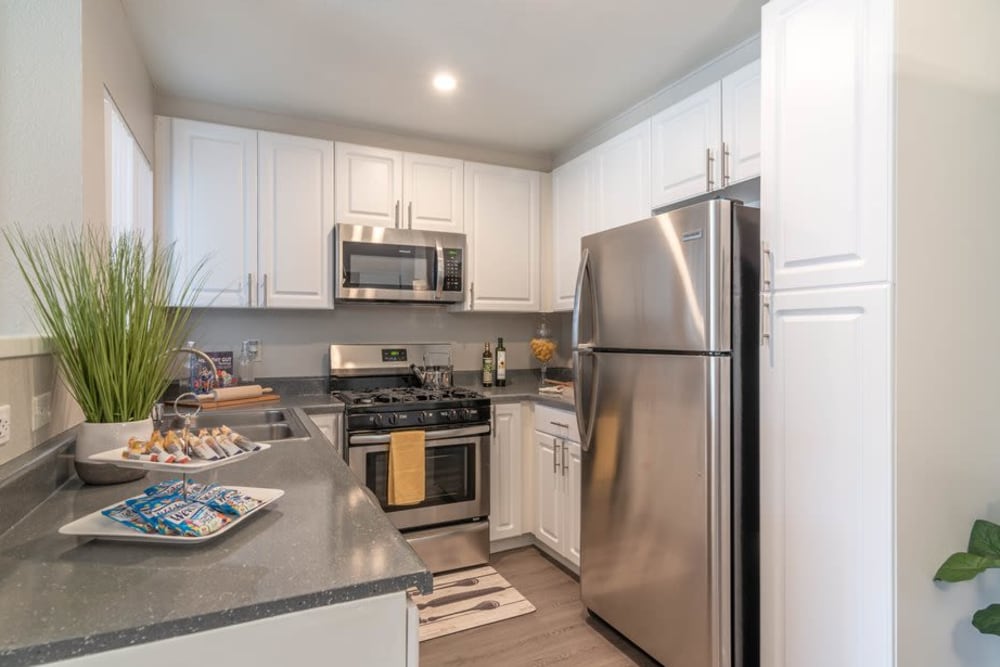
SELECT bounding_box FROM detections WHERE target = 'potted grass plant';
[4,226,205,484]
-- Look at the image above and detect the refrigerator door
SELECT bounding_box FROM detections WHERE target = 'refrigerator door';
[580,351,731,667]
[579,199,732,353]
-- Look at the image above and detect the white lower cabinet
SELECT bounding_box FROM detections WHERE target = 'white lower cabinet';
[533,405,582,568]
[761,284,892,667]
[490,403,523,541]
[49,592,414,666]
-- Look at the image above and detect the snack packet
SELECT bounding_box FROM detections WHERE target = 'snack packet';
[159,501,228,537]
[101,502,155,533]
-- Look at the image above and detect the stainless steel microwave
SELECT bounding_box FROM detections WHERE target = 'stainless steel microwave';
[334,224,466,303]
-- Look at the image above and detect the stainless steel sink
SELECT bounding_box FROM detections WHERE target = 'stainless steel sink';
[158,408,310,442]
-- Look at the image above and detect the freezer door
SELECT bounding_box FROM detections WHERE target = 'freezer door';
[580,351,731,667]
[580,199,732,353]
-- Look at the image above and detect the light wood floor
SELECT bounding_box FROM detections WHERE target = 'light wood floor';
[420,547,659,666]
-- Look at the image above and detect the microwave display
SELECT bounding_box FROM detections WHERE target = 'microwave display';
[342,242,434,290]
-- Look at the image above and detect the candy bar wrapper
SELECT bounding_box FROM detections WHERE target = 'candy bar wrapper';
[101,502,155,534]
[160,501,228,537]
[196,486,261,516]
[126,495,189,535]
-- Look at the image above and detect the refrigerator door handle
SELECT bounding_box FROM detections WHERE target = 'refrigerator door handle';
[573,347,598,452]
[571,248,595,350]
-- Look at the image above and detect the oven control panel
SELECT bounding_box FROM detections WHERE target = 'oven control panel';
[347,403,490,433]
[442,248,463,292]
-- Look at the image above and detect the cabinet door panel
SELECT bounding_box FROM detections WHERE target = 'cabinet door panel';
[490,404,523,541]
[595,119,651,232]
[169,118,257,307]
[551,153,594,311]
[534,431,563,553]
[464,163,540,312]
[259,132,334,309]
[760,284,892,667]
[650,83,722,209]
[335,143,402,227]
[762,0,892,289]
[564,440,582,567]
[403,153,463,233]
[721,60,761,185]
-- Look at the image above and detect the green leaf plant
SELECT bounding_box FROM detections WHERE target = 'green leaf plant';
[3,226,206,423]
[934,519,1000,636]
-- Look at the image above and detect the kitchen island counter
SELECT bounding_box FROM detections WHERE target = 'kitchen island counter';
[0,412,431,666]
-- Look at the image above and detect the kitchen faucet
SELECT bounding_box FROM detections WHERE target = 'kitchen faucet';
[150,346,218,427]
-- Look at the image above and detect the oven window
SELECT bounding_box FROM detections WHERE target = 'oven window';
[367,443,475,508]
[342,241,435,290]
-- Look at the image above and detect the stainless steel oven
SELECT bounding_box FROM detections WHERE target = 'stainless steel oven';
[335,223,466,303]
[347,424,490,531]
[331,343,492,573]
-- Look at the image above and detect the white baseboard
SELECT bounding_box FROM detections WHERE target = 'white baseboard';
[489,533,580,576]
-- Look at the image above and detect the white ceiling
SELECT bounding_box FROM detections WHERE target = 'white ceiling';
[122,0,763,158]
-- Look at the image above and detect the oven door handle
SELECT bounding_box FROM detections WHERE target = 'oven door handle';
[349,424,490,445]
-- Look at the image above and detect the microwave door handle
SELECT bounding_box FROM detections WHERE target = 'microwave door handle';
[435,240,445,300]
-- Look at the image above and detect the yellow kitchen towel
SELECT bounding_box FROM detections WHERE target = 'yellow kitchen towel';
[388,430,426,506]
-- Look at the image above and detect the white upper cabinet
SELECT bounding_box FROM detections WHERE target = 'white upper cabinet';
[258,131,335,309]
[158,117,334,309]
[762,0,892,290]
[334,143,403,228]
[549,119,651,312]
[402,152,464,233]
[463,162,541,312]
[551,152,595,311]
[760,284,892,667]
[721,60,762,186]
[650,83,722,209]
[594,119,651,231]
[161,117,258,308]
[335,143,464,232]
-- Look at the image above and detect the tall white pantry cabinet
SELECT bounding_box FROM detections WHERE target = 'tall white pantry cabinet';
[760,0,1000,665]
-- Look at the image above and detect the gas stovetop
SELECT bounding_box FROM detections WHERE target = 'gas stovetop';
[334,386,485,407]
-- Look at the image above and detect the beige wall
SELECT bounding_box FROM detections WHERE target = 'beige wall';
[188,307,572,377]
[895,0,1000,664]
[82,0,156,231]
[0,0,84,337]
[155,94,552,173]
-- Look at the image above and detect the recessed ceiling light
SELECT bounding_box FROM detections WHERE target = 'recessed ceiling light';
[432,72,457,93]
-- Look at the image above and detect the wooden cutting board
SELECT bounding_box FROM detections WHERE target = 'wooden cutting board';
[175,394,281,410]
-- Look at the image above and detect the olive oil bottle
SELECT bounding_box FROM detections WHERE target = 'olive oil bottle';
[495,337,507,387]
[481,342,494,387]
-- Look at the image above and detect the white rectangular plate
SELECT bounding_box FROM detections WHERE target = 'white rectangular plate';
[58,486,284,544]
[88,442,271,473]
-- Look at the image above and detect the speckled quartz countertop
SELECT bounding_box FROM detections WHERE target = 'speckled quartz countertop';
[0,413,430,666]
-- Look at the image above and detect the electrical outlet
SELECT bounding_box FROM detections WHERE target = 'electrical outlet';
[32,392,52,431]
[0,404,11,446]
[245,339,262,361]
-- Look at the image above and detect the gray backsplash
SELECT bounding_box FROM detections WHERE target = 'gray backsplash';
[187,305,573,378]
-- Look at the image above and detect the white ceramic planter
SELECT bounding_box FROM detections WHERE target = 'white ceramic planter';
[74,418,151,485]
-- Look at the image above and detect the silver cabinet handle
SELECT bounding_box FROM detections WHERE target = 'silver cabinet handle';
[408,201,413,229]
[394,200,400,228]
[552,438,559,474]
[492,405,497,440]
[722,142,731,187]
[247,273,253,307]
[761,241,773,291]
[550,421,569,428]
[706,147,715,192]
[470,282,475,311]
[760,293,772,346]
[262,273,268,308]
[561,439,568,476]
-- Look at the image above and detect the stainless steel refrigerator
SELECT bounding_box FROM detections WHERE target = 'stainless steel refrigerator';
[573,199,759,667]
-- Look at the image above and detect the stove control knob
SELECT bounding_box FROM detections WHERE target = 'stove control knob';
[370,414,383,428]
[386,414,398,426]
[463,408,478,421]
[447,409,459,422]
[417,411,429,424]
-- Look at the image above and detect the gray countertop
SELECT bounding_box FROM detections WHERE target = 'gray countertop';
[0,414,430,666]
[0,374,573,665]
